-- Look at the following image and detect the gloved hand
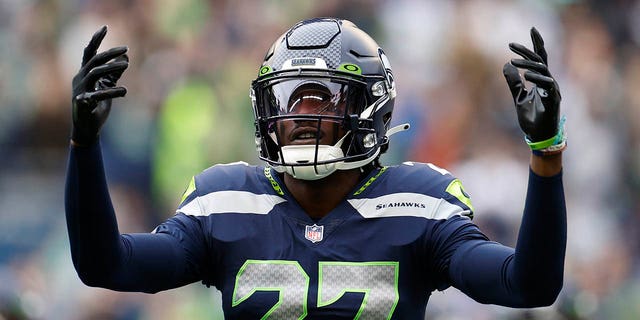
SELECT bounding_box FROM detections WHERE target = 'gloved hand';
[71,25,129,146]
[503,27,562,147]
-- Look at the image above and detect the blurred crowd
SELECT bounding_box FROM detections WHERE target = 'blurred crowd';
[1,0,640,319]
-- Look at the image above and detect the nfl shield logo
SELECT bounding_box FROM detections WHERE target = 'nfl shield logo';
[305,224,324,243]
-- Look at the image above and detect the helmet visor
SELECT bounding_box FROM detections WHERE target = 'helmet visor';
[258,78,366,119]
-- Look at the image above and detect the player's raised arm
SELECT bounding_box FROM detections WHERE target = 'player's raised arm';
[65,26,199,293]
[503,27,565,176]
[446,27,567,307]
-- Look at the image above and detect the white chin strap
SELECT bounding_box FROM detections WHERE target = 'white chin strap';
[274,144,348,180]
[272,123,410,181]
[272,133,354,180]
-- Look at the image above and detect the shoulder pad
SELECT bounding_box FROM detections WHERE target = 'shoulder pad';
[358,162,473,219]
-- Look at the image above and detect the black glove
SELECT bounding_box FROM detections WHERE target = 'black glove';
[503,27,561,143]
[71,25,129,146]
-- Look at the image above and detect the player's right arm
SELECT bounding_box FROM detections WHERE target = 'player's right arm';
[65,26,201,293]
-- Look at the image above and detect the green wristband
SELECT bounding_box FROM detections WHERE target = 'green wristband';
[525,116,567,151]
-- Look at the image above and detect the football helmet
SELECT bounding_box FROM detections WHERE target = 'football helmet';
[251,18,408,180]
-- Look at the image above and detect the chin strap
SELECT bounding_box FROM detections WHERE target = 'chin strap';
[272,132,351,180]
[272,123,411,180]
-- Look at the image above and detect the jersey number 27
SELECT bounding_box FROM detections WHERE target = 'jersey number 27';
[233,260,399,319]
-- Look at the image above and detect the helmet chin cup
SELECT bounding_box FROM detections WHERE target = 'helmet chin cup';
[276,145,345,180]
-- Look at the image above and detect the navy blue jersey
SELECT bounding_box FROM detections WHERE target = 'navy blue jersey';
[65,143,566,319]
[154,162,480,318]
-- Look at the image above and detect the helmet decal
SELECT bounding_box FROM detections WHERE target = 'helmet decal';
[338,63,362,75]
[281,57,328,70]
[258,66,272,76]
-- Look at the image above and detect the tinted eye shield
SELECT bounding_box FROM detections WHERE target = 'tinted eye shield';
[255,73,375,124]
[255,76,362,132]
[263,82,361,116]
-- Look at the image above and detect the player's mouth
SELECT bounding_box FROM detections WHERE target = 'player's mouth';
[289,127,323,145]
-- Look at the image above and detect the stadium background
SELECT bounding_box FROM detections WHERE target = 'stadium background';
[1,0,640,319]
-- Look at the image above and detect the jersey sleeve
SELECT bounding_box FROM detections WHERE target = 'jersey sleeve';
[152,173,218,287]
[65,143,203,293]
[428,216,489,291]
[447,169,566,307]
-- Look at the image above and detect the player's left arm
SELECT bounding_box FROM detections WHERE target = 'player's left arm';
[446,168,565,307]
[446,27,567,307]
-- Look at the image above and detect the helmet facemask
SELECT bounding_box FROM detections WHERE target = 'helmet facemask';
[252,72,380,180]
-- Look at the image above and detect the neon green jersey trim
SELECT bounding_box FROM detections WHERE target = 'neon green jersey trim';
[180,176,196,204]
[264,167,284,196]
[353,167,388,196]
[445,178,474,213]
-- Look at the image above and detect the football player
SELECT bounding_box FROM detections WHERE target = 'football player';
[66,18,566,319]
